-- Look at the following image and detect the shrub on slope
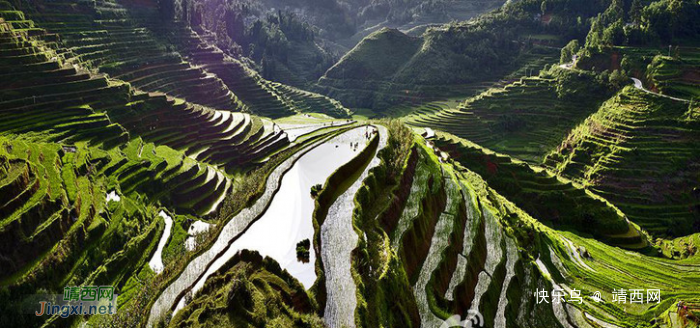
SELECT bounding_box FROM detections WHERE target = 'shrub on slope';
[168,250,323,328]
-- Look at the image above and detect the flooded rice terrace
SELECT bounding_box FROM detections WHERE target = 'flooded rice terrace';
[148,211,173,275]
[148,125,378,325]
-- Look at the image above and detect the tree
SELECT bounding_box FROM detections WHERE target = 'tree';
[602,19,625,46]
[190,2,203,27]
[157,0,175,21]
[608,69,627,90]
[223,5,245,43]
[641,0,700,43]
[560,39,580,64]
[630,0,642,24]
[604,0,625,23]
[620,55,631,72]
[585,15,604,50]
[310,184,322,198]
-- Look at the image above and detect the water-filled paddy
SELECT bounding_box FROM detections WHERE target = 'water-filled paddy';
[148,126,377,324]
[149,211,173,275]
[186,127,374,296]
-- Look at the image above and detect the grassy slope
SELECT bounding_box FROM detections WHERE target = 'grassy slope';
[168,250,324,328]
[324,28,422,81]
[545,86,700,237]
[444,138,700,328]
[404,68,612,162]
[431,131,643,246]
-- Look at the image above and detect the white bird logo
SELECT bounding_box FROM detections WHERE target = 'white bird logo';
[439,310,484,328]
[592,291,603,302]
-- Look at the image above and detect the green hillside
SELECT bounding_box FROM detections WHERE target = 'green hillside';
[169,250,325,328]
[316,0,609,111]
[404,68,615,162]
[325,28,422,81]
[545,86,700,237]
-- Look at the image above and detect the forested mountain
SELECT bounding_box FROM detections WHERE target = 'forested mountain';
[317,0,615,109]
[156,0,507,86]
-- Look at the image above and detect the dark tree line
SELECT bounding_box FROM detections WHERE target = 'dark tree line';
[584,0,700,50]
[395,0,615,84]
[157,0,333,81]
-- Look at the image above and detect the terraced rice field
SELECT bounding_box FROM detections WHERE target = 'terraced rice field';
[321,125,387,328]
[546,86,700,237]
[147,126,374,325]
[139,19,351,119]
[380,140,578,327]
[619,46,700,100]
[386,135,700,328]
[431,132,644,248]
[21,0,238,110]
[0,4,340,327]
[405,76,605,162]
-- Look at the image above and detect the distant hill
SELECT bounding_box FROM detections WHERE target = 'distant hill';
[324,28,422,81]
[155,0,508,87]
[316,0,610,110]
